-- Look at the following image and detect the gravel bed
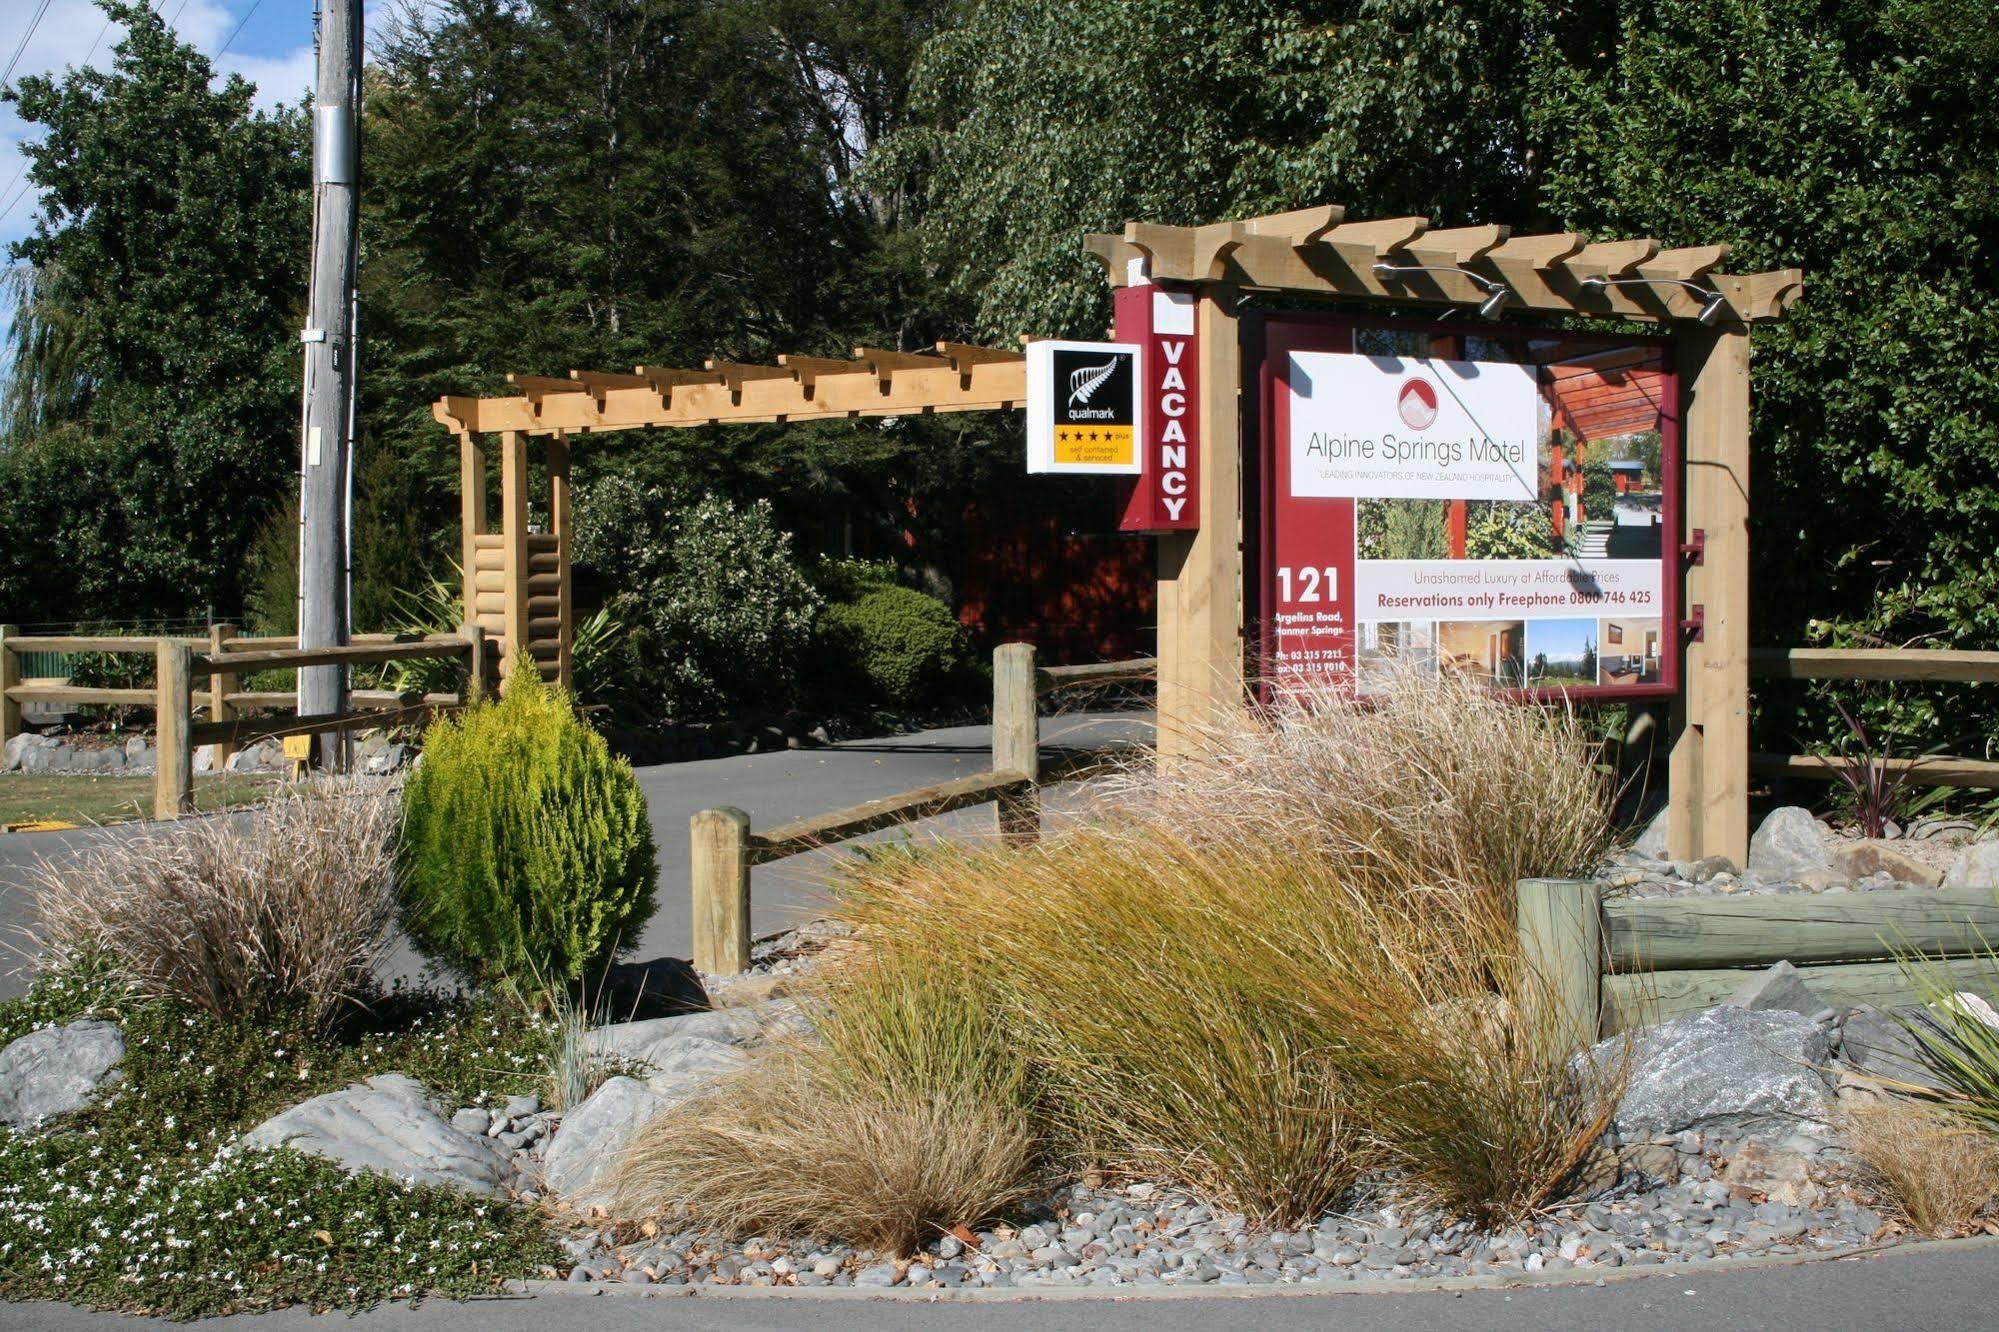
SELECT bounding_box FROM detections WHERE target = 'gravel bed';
[560,1130,1893,1290]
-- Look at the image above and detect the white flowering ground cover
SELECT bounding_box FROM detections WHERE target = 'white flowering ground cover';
[0,966,562,1317]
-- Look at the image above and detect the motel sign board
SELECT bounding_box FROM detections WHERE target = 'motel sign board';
[1025,339,1143,474]
[1113,283,1200,531]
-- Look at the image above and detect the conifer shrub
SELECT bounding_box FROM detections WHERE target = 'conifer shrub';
[398,657,657,991]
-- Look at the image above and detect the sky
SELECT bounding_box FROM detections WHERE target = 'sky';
[0,0,345,262]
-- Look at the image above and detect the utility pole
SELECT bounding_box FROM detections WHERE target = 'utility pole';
[296,0,362,769]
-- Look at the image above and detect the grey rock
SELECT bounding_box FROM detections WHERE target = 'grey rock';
[542,1076,667,1208]
[504,1093,541,1119]
[1944,842,1999,891]
[1726,961,1830,1016]
[0,1020,125,1126]
[584,1008,766,1065]
[239,1073,514,1196]
[1839,1008,1950,1092]
[1747,807,1832,879]
[637,1035,749,1103]
[450,1107,490,1136]
[2,732,53,773]
[362,742,413,776]
[1593,1006,1832,1137]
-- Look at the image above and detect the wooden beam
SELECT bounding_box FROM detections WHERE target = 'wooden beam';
[567,370,649,391]
[1239,204,1346,245]
[506,374,593,416]
[196,640,468,677]
[154,642,192,820]
[1607,884,1999,973]
[934,342,1025,374]
[1670,326,1752,865]
[188,699,456,750]
[851,347,948,381]
[1603,957,1999,1034]
[1641,244,1732,283]
[1123,220,1247,281]
[1751,752,1999,790]
[748,769,1035,863]
[1564,238,1662,277]
[705,360,795,398]
[0,626,18,756]
[500,429,529,677]
[691,808,753,974]
[1486,232,1587,267]
[1405,224,1511,265]
[439,357,1024,435]
[547,435,573,690]
[1748,647,1999,683]
[459,432,485,628]
[1035,657,1157,696]
[4,683,157,705]
[1155,285,1243,758]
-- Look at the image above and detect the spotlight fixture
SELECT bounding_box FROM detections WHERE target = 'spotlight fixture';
[1577,275,1731,326]
[1371,261,1512,322]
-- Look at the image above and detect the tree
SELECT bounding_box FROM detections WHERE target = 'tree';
[888,0,1536,339]
[1527,0,1999,749]
[0,2,307,623]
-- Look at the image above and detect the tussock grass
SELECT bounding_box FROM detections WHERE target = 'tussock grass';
[1844,1101,1999,1236]
[610,950,1039,1254]
[1112,672,1615,916]
[30,784,397,1029]
[620,677,1622,1239]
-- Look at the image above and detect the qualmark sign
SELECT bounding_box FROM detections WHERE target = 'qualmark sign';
[1026,340,1143,474]
[1289,353,1539,502]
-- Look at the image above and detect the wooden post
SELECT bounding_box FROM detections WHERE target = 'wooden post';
[153,641,193,821]
[691,807,752,974]
[459,432,487,628]
[1515,877,1604,1050]
[499,429,529,682]
[0,625,19,758]
[992,642,1040,844]
[461,622,489,701]
[207,624,238,769]
[546,434,574,690]
[1155,284,1243,758]
[1669,327,1752,865]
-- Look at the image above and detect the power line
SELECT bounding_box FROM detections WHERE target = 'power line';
[2,0,58,89]
[217,0,267,59]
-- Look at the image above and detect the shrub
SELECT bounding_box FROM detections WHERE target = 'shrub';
[611,947,1038,1253]
[814,582,972,711]
[29,784,398,1029]
[1889,950,1999,1132]
[1843,1102,1999,1237]
[398,658,657,992]
[573,475,819,720]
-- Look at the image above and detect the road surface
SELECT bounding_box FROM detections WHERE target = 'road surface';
[0,713,1149,1000]
[3,1240,1997,1330]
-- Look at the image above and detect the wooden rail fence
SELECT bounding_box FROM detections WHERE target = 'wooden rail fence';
[1517,878,1999,1042]
[689,643,1154,972]
[1,623,492,819]
[1747,647,1999,790]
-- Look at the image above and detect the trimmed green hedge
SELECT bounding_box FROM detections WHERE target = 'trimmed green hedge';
[814,580,973,712]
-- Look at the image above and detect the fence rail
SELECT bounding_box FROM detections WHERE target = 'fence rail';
[1518,878,1999,1039]
[0,623,490,820]
[1746,645,1999,790]
[689,646,1154,972]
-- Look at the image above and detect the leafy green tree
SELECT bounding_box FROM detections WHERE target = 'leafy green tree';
[1527,0,1999,751]
[887,0,1535,339]
[0,2,307,623]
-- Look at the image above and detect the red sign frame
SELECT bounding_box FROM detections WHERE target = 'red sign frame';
[1250,312,1683,705]
[1114,283,1200,531]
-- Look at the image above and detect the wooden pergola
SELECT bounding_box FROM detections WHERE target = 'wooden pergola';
[436,203,1800,865]
[431,345,1026,687]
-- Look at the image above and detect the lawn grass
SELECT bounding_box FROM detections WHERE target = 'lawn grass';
[0,773,275,828]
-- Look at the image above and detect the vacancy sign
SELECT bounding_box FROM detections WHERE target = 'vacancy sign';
[1026,340,1143,474]
[1114,283,1200,530]
[1288,353,1538,502]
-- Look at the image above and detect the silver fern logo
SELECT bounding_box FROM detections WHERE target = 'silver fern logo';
[1068,359,1119,407]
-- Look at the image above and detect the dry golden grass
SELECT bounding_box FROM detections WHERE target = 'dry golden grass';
[620,678,1623,1240]
[1108,672,1616,917]
[1844,1101,1999,1237]
[609,949,1040,1254]
[30,784,398,1028]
